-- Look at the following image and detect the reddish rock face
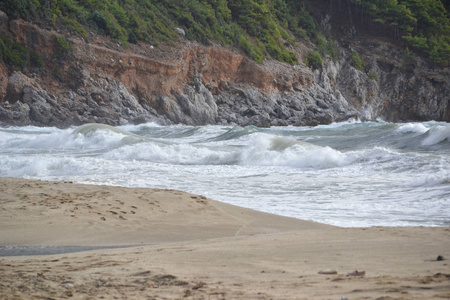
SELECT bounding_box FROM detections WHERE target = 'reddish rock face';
[3,19,315,106]
[0,17,448,127]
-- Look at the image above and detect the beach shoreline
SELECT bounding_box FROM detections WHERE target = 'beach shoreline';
[1,177,449,299]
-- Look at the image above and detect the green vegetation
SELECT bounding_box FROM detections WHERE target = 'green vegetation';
[63,17,89,39]
[305,51,323,70]
[351,52,365,71]
[0,0,308,64]
[316,33,340,62]
[368,70,379,81]
[0,0,447,65]
[0,36,29,70]
[54,67,63,81]
[55,34,71,57]
[347,0,450,64]
[30,51,43,69]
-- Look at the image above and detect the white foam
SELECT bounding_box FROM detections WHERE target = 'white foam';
[237,134,348,169]
[396,123,428,134]
[0,127,68,149]
[100,133,349,170]
[422,125,450,146]
[2,122,449,227]
[102,141,238,165]
[410,173,450,187]
[117,121,162,131]
[0,155,105,178]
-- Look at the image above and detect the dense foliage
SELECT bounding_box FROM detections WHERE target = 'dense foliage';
[0,0,308,64]
[0,0,448,65]
[0,36,30,70]
[347,0,450,64]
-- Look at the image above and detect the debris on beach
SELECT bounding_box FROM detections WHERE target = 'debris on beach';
[318,269,338,275]
[347,270,366,276]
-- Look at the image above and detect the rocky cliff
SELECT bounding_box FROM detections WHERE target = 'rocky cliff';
[0,12,448,128]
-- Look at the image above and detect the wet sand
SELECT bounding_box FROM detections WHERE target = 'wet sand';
[0,177,449,299]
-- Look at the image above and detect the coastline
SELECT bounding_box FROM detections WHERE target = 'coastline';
[0,177,449,299]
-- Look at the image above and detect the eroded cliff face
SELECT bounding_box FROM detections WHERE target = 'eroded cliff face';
[335,39,450,123]
[0,15,448,128]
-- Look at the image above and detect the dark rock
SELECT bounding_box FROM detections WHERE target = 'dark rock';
[153,77,218,125]
[5,72,42,104]
[0,101,30,125]
[0,10,8,35]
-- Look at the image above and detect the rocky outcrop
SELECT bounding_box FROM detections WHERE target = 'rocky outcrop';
[0,71,165,127]
[334,41,450,122]
[0,14,448,128]
[153,74,218,125]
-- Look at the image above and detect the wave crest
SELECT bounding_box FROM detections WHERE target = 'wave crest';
[421,125,450,146]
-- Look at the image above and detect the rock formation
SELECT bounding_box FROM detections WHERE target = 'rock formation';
[0,14,448,128]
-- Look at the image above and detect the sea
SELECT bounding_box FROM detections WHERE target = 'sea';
[1,120,449,228]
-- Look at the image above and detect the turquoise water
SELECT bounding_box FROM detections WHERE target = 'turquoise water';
[1,120,449,227]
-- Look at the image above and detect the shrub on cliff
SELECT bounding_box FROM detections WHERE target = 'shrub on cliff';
[63,17,88,39]
[351,52,365,72]
[368,70,379,82]
[0,0,39,20]
[30,51,43,70]
[305,51,323,70]
[0,36,29,70]
[317,34,339,62]
[55,35,70,57]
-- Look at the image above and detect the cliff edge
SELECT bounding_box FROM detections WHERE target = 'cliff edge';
[0,12,448,128]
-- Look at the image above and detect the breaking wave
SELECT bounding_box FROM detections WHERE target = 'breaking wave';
[1,120,449,227]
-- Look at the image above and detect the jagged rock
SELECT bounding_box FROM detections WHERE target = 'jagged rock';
[93,106,113,118]
[22,87,52,124]
[0,101,30,125]
[5,72,42,104]
[153,76,218,125]
[154,95,183,124]
[0,17,448,128]
[214,79,358,127]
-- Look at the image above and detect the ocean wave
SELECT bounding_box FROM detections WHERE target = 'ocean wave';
[421,125,450,146]
[117,121,162,132]
[234,134,349,169]
[410,173,450,187]
[395,123,429,134]
[99,132,349,169]
[206,125,259,142]
[0,126,70,150]
[345,146,403,169]
[73,123,146,146]
[0,156,102,177]
[102,142,239,165]
[2,121,449,227]
[0,123,148,151]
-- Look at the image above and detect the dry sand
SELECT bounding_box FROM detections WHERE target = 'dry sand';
[0,177,449,299]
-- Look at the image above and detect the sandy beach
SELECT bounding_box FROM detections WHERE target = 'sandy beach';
[0,177,449,299]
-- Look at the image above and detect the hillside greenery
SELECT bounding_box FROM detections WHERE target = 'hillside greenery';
[0,0,306,64]
[347,0,450,64]
[0,35,29,70]
[0,0,448,66]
